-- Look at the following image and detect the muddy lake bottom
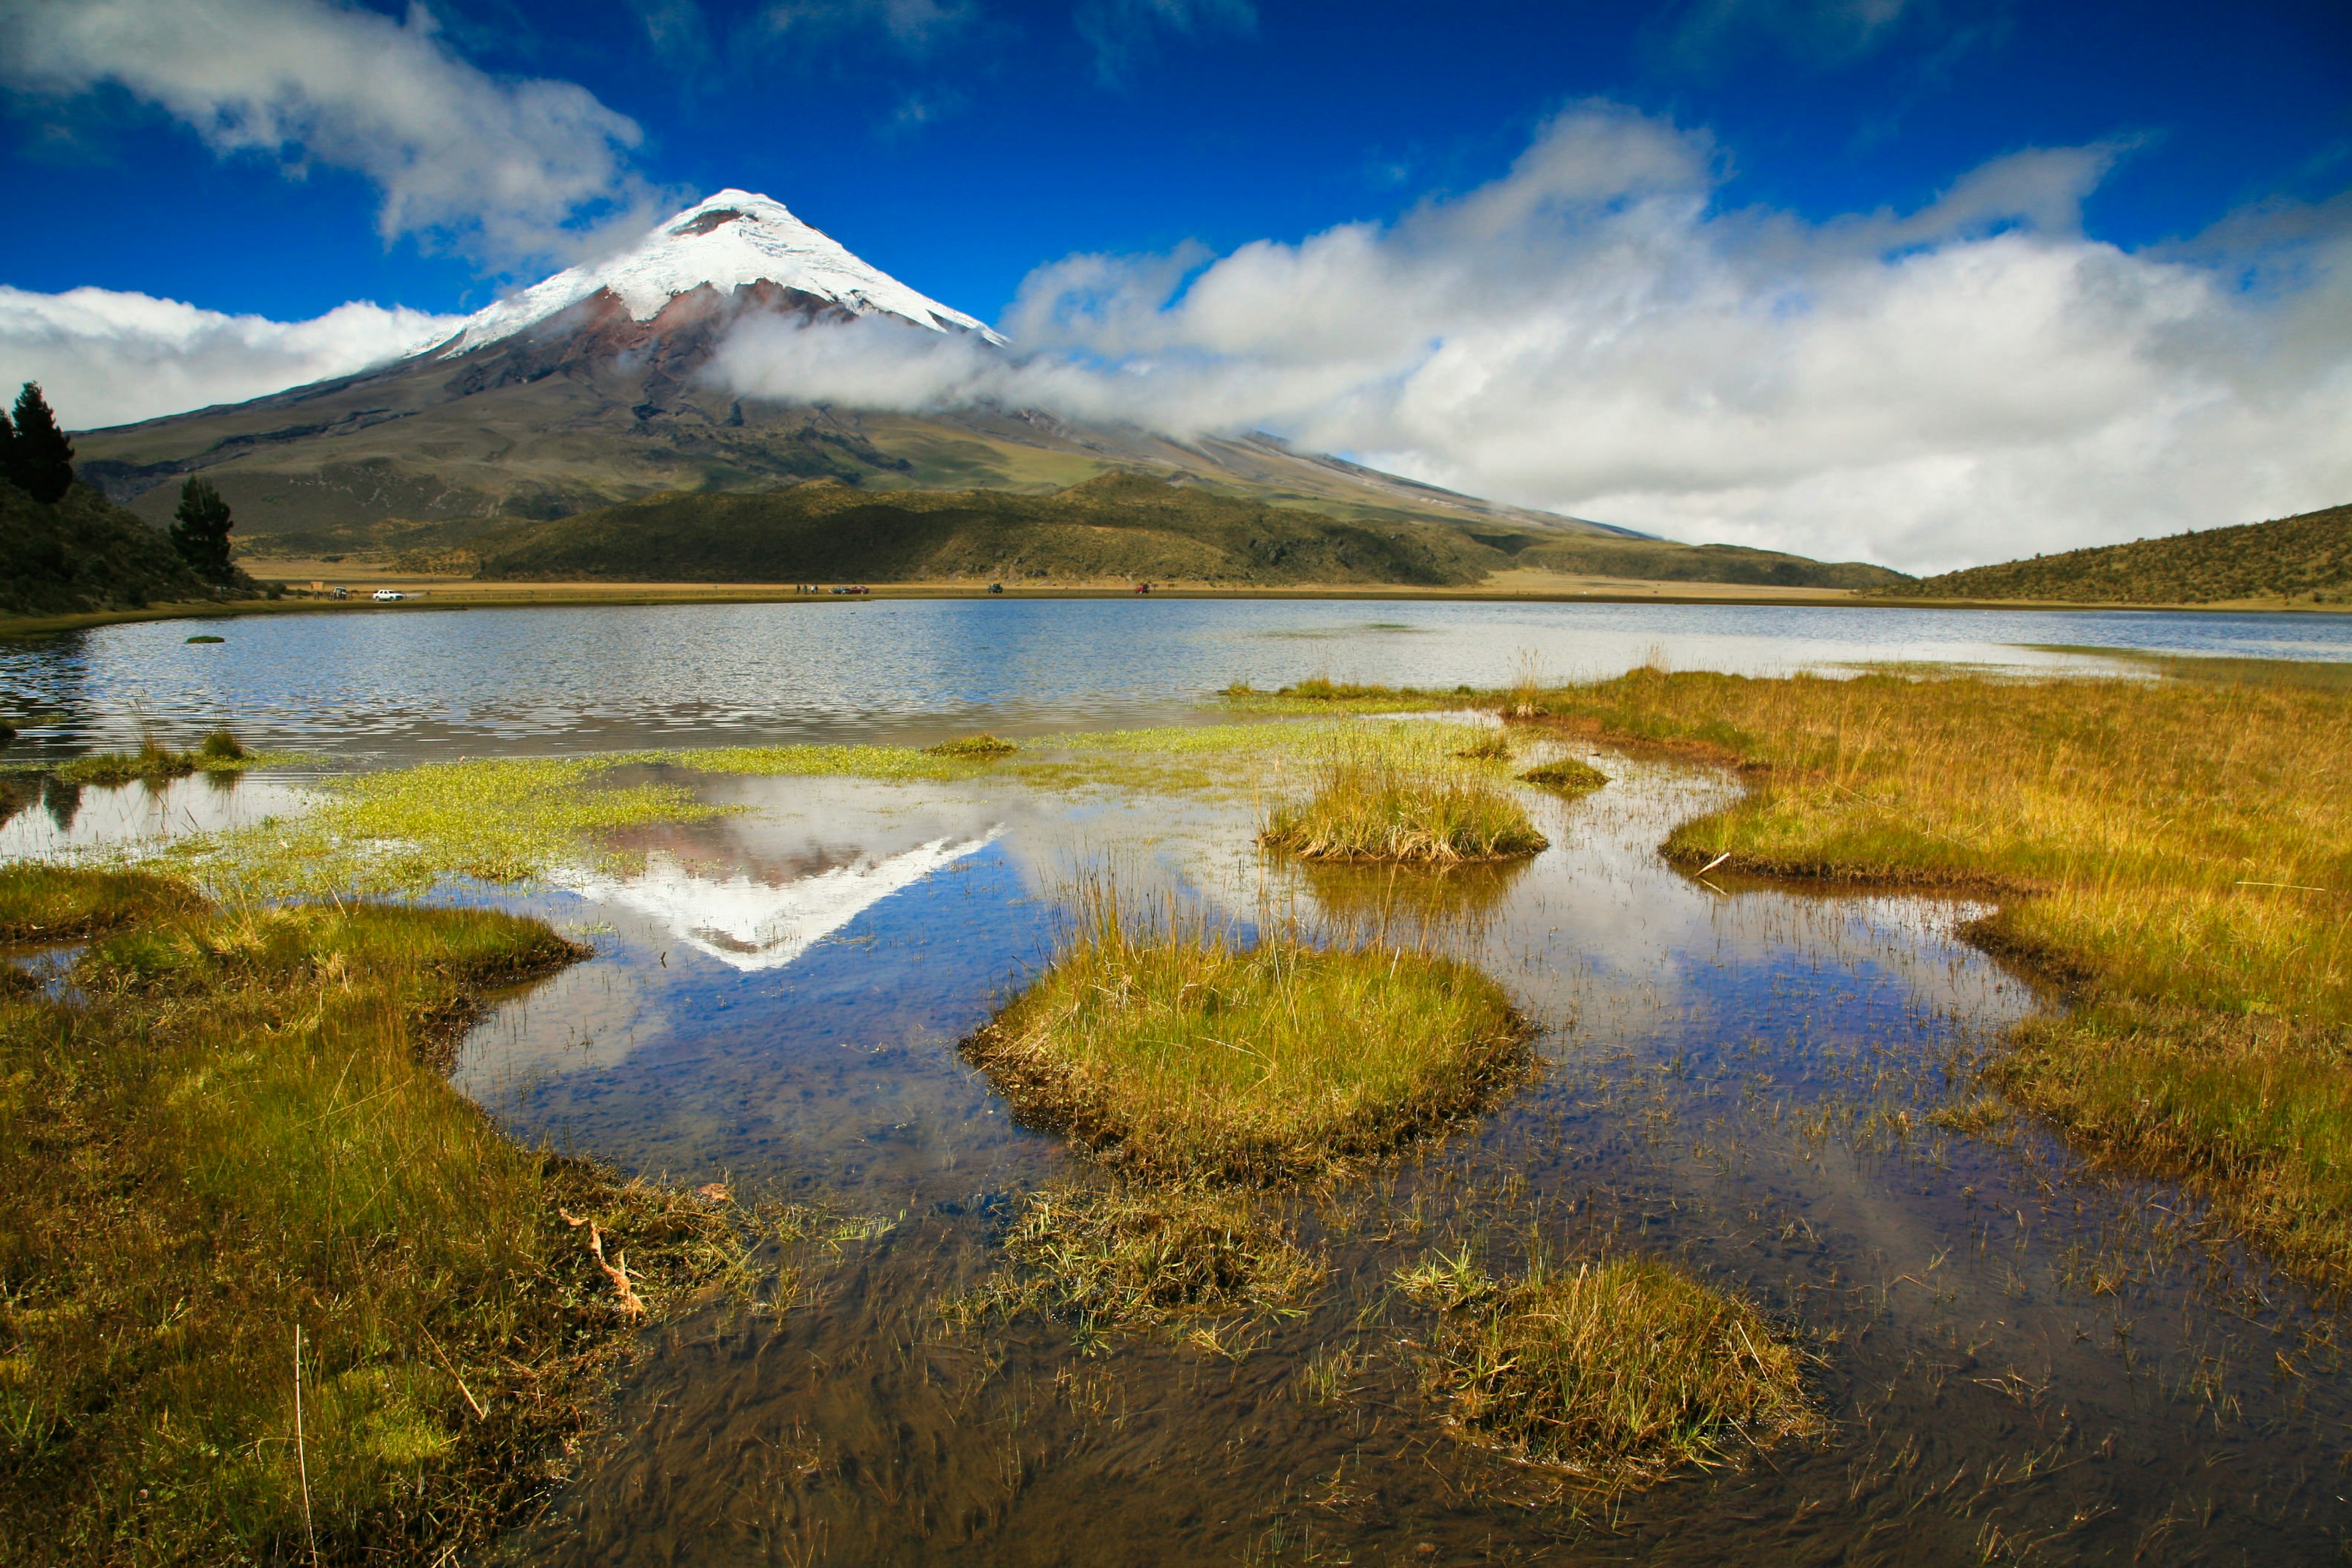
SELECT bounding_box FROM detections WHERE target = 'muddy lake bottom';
[301,750,2345,1568]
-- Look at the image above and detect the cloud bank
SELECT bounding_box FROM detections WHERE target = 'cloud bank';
[0,0,658,266]
[0,285,460,429]
[716,104,2352,573]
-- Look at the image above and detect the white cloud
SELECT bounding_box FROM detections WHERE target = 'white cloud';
[1076,0,1257,85]
[0,0,660,267]
[755,0,979,56]
[0,285,460,429]
[713,104,2352,573]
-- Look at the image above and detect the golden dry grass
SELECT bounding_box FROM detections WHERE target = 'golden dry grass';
[1260,740,1548,864]
[1515,663,2352,1285]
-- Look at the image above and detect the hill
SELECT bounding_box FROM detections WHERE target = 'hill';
[0,480,230,617]
[462,472,1910,589]
[1890,503,2350,605]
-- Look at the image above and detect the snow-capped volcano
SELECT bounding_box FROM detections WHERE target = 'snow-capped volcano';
[445,190,1003,356]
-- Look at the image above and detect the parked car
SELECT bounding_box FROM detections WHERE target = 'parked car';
[372,589,405,602]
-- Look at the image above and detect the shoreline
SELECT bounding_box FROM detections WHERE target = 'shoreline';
[6,571,2348,640]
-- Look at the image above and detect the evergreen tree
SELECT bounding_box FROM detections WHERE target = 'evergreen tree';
[7,383,75,504]
[170,477,238,584]
[0,402,16,493]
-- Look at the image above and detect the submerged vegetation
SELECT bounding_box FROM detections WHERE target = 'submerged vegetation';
[1397,1251,1819,1488]
[0,867,751,1564]
[1260,741,1548,864]
[1519,756,1609,793]
[943,1183,1324,1336]
[1507,661,2352,1286]
[924,731,1019,758]
[964,889,1529,1183]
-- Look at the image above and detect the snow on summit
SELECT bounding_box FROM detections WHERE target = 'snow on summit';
[447,191,1004,354]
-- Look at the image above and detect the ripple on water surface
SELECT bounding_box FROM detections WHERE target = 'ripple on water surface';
[453,755,2352,1566]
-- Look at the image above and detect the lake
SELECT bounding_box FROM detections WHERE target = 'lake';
[4,598,2349,1564]
[3,597,2348,763]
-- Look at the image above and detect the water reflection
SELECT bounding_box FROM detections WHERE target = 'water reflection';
[0,770,316,859]
[459,756,2352,1564]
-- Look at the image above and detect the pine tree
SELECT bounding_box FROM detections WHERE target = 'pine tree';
[171,477,238,584]
[0,402,16,493]
[7,383,76,504]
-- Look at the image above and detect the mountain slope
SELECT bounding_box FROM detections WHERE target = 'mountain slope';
[61,186,1913,592]
[461,471,1908,589]
[1890,503,2350,605]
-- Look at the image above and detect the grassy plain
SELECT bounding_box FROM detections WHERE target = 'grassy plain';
[0,870,750,1564]
[1496,661,2352,1287]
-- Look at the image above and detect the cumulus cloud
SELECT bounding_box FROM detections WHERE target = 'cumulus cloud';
[1076,0,1257,85]
[713,103,2352,573]
[0,285,461,429]
[0,0,660,267]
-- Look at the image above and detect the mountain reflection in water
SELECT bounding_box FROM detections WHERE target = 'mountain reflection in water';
[556,832,1000,971]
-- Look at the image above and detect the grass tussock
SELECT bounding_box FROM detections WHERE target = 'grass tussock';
[1518,757,1608,793]
[1398,1252,1818,1489]
[924,731,1019,758]
[1452,730,1513,762]
[0,863,202,941]
[963,889,1530,1183]
[943,1183,1323,1336]
[1261,743,1548,864]
[53,726,259,786]
[1512,663,2352,1286]
[0,872,750,1565]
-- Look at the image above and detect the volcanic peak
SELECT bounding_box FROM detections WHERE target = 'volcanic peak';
[444,190,1004,356]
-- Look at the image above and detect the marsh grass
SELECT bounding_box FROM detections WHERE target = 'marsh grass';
[942,1183,1324,1338]
[1398,1252,1817,1490]
[963,882,1530,1183]
[925,732,1019,758]
[0,862,201,940]
[0,873,752,1564]
[1518,758,1608,793]
[1513,663,2352,1285]
[1261,741,1548,864]
[1452,731,1513,762]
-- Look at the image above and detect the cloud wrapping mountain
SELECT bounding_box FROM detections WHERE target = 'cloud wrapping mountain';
[0,285,461,429]
[717,104,2352,573]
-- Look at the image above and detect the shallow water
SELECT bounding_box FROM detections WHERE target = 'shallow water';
[5,597,2348,764]
[0,769,317,860]
[454,742,2352,1566]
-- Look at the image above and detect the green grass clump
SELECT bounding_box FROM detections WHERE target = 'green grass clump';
[1261,747,1548,864]
[943,1183,1323,1335]
[1512,662,2352,1286]
[186,634,225,644]
[1398,1253,1817,1488]
[0,863,202,941]
[1453,730,1513,762]
[925,731,1019,758]
[196,725,247,762]
[1519,757,1608,793]
[0,875,748,1564]
[964,891,1529,1183]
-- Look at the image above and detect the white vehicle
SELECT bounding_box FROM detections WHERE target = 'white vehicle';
[372,589,405,602]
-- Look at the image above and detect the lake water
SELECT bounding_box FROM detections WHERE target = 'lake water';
[446,746,2351,1565]
[2,597,2347,763]
[6,600,2350,1564]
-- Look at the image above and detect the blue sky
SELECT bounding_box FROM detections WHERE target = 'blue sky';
[1,0,2347,569]
[6,0,2344,323]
